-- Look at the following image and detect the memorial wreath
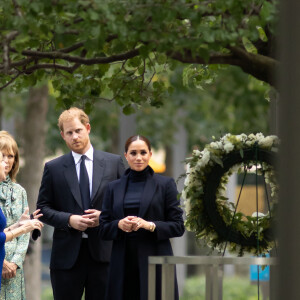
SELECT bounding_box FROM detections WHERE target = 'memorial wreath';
[182,133,279,256]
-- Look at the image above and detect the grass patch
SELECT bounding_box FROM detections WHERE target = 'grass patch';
[181,275,261,300]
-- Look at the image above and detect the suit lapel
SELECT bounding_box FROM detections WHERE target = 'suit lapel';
[63,153,83,209]
[138,174,157,218]
[91,151,105,203]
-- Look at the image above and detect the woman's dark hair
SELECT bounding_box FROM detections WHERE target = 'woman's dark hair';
[125,135,151,153]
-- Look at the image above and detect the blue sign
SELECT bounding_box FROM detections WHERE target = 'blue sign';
[250,254,270,281]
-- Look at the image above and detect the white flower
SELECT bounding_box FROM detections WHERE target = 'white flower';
[193,149,201,157]
[230,164,240,173]
[211,141,223,149]
[195,161,203,171]
[258,136,274,148]
[184,174,190,187]
[269,135,278,141]
[186,163,191,173]
[181,189,187,201]
[202,150,210,165]
[210,142,217,149]
[235,135,242,142]
[224,142,234,153]
[185,202,191,216]
[255,132,264,141]
[236,133,247,141]
[251,212,265,218]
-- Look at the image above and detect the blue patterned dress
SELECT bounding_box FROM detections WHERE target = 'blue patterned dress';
[0,208,7,289]
[0,176,29,299]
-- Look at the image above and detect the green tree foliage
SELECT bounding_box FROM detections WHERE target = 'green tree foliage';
[0,0,278,111]
[136,66,270,149]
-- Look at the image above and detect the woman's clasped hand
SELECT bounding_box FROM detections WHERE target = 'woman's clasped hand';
[20,207,43,223]
[118,216,150,232]
[18,218,44,232]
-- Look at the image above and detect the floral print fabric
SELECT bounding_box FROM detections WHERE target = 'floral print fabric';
[0,176,29,300]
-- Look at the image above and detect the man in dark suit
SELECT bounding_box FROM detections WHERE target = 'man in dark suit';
[37,107,124,300]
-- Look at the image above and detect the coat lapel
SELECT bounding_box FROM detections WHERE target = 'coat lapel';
[91,151,105,203]
[113,174,129,219]
[63,153,83,209]
[138,174,157,218]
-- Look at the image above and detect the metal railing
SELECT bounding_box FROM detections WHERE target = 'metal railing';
[148,256,277,300]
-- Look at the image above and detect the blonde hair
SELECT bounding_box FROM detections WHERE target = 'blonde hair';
[58,107,90,132]
[0,131,20,181]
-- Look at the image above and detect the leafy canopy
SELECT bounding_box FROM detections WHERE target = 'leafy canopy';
[0,0,278,111]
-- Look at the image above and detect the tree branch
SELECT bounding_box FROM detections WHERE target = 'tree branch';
[228,46,278,85]
[0,57,34,75]
[4,31,19,42]
[0,71,21,91]
[58,42,84,53]
[2,31,19,73]
[21,63,81,74]
[21,48,140,65]
[168,47,278,86]
[12,0,22,17]
[11,57,35,68]
[168,49,241,66]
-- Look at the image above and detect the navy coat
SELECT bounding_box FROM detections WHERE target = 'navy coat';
[99,167,185,300]
[37,150,124,269]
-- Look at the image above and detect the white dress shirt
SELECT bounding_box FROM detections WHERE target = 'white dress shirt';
[72,145,94,197]
[72,146,94,238]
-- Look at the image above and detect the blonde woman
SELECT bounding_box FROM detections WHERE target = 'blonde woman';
[0,149,43,292]
[0,131,40,299]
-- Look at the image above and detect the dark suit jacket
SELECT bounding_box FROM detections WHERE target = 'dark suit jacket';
[99,167,185,300]
[37,150,125,270]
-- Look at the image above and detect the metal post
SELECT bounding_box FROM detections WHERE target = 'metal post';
[211,264,223,300]
[161,264,175,300]
[205,265,213,300]
[278,1,300,300]
[212,264,219,300]
[171,108,188,295]
[218,265,223,300]
[148,263,156,300]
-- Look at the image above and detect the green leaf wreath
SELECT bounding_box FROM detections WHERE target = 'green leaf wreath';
[182,133,279,255]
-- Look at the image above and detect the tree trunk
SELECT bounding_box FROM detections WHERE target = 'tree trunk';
[164,145,173,177]
[18,85,49,300]
[0,94,3,129]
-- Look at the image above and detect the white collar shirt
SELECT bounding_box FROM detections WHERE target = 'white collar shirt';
[72,145,94,197]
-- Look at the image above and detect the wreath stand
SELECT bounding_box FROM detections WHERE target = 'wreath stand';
[148,143,278,300]
[203,146,276,252]
[203,145,277,300]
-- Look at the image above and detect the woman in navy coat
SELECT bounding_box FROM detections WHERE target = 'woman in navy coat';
[99,135,184,300]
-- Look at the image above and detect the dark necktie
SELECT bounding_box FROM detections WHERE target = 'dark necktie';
[79,155,90,210]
